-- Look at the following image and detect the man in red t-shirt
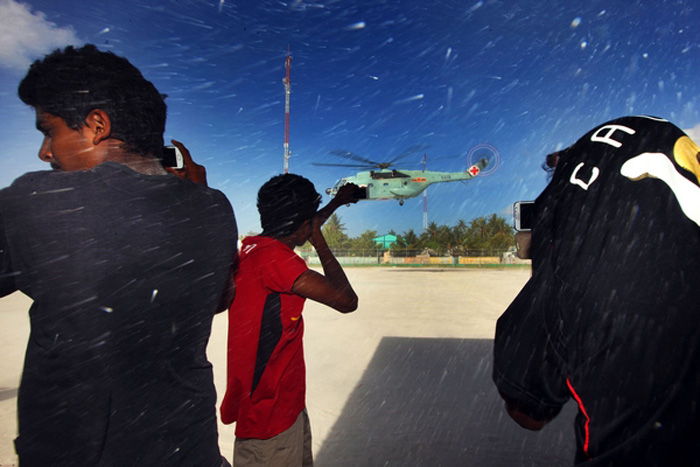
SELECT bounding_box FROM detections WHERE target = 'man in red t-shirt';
[221,174,359,466]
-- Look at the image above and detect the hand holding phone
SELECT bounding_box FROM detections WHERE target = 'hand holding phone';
[353,186,368,200]
[333,183,363,205]
[163,140,208,186]
[161,145,184,169]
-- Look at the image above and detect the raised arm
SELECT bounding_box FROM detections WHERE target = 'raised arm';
[292,215,358,313]
[164,139,208,186]
[315,183,360,225]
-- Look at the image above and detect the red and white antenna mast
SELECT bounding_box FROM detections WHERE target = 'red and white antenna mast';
[283,46,292,173]
[422,154,428,231]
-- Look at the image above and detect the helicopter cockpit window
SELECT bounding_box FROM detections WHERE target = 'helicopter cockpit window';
[371,170,410,180]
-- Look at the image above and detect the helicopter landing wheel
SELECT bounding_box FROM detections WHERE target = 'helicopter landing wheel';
[399,199,404,206]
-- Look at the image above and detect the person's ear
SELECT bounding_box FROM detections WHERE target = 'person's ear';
[84,109,112,145]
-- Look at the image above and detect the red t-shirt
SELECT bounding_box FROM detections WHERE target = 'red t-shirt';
[220,236,308,439]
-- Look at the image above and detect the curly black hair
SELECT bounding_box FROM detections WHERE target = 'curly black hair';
[258,174,322,237]
[18,44,166,157]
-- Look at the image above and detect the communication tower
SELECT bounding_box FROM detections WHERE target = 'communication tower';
[283,48,292,173]
[422,154,428,231]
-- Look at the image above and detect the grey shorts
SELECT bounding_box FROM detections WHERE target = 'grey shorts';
[233,408,313,467]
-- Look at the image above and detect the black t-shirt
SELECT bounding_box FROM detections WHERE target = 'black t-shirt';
[494,116,700,465]
[0,162,238,466]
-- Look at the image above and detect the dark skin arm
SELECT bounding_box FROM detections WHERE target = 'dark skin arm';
[515,231,532,260]
[291,184,360,313]
[315,182,360,224]
[292,218,358,313]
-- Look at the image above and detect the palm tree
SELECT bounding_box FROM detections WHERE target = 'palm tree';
[453,219,468,239]
[392,229,421,256]
[485,213,515,250]
[324,213,345,233]
[322,213,350,250]
[402,229,420,249]
[349,230,379,256]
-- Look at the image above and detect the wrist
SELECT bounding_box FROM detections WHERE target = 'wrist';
[312,237,330,252]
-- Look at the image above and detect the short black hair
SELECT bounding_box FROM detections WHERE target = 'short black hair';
[258,174,322,237]
[18,44,166,157]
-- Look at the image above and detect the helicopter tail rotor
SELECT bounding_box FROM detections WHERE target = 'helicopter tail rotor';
[466,144,500,176]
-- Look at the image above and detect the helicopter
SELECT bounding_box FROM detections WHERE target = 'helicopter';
[314,147,492,205]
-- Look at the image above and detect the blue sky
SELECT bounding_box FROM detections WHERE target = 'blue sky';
[1,0,699,237]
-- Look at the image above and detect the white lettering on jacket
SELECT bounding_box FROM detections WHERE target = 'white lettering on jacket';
[570,162,600,191]
[590,124,636,148]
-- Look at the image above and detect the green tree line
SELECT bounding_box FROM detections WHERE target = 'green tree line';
[300,213,515,257]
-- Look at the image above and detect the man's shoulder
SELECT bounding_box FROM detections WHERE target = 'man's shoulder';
[1,169,71,197]
[241,236,304,265]
[160,171,232,209]
[241,236,284,255]
[8,168,62,184]
[237,236,307,293]
[193,183,232,205]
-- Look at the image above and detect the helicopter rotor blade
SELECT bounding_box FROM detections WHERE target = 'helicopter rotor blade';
[328,150,380,166]
[418,154,461,168]
[311,162,375,168]
[426,154,460,161]
[322,145,433,170]
[386,144,431,165]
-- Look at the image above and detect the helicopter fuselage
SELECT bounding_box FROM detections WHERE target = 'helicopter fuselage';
[325,159,487,203]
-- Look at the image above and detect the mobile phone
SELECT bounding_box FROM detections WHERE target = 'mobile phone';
[161,146,184,169]
[353,186,368,200]
[513,201,535,231]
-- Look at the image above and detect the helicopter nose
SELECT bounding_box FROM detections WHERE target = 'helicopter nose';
[326,188,331,194]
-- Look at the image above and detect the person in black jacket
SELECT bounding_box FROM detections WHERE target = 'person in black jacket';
[494,116,700,465]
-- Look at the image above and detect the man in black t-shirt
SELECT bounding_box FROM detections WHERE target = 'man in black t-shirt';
[0,45,237,466]
[493,116,700,465]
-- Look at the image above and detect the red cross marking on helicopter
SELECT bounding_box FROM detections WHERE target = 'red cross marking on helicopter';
[469,166,480,176]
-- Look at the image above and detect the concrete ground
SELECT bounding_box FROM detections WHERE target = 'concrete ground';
[0,267,576,466]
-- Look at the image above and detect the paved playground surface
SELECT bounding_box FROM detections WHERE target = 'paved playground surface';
[0,267,576,466]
